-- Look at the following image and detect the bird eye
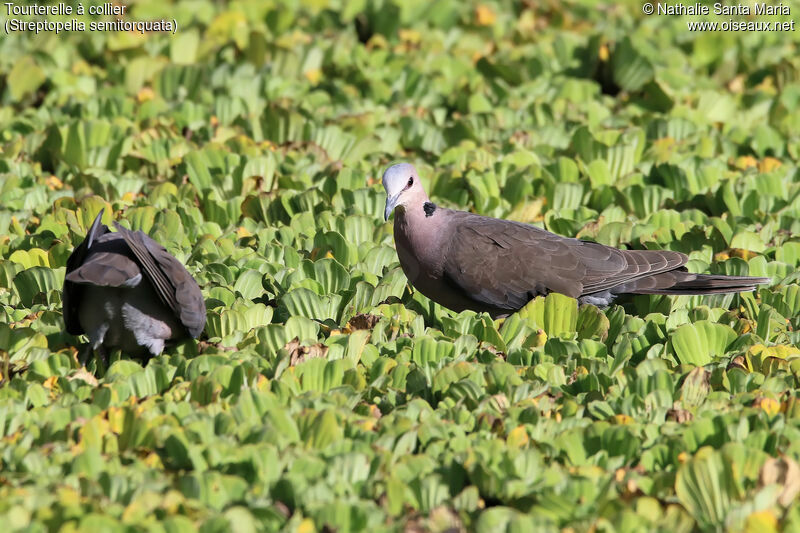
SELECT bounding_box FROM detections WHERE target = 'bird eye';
[407,177,414,187]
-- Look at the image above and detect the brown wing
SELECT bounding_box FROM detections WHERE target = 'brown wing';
[441,211,687,311]
[63,210,113,335]
[65,248,142,287]
[113,223,206,338]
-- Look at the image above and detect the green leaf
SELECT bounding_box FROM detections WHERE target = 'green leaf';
[233,270,265,300]
[612,37,654,91]
[8,56,46,101]
[300,409,343,449]
[280,288,343,322]
[576,304,610,340]
[518,293,578,339]
[676,446,742,529]
[14,267,63,307]
[670,321,737,365]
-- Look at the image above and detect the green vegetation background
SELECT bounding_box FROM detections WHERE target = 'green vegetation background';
[2,0,800,531]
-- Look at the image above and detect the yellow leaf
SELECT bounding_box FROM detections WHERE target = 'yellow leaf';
[475,5,496,26]
[653,137,676,150]
[598,43,610,62]
[57,486,81,507]
[207,11,249,49]
[760,398,781,416]
[734,155,758,170]
[516,10,536,33]
[5,430,22,444]
[256,374,270,391]
[107,407,124,434]
[137,87,155,103]
[236,226,252,238]
[755,76,776,93]
[43,376,58,391]
[71,60,92,76]
[297,518,316,533]
[507,197,546,224]
[10,216,23,235]
[506,425,529,449]
[161,490,184,514]
[304,68,322,85]
[728,248,758,260]
[749,344,800,360]
[366,34,388,50]
[613,414,634,425]
[528,329,547,348]
[759,157,782,173]
[652,136,676,162]
[143,452,164,469]
[745,511,777,533]
[398,29,421,43]
[45,175,63,190]
[759,397,781,417]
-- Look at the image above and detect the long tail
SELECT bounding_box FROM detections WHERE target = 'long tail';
[614,270,770,295]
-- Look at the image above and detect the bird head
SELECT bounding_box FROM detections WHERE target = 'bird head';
[382,163,427,221]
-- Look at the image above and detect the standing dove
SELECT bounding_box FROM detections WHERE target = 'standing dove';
[382,163,770,318]
[63,209,206,362]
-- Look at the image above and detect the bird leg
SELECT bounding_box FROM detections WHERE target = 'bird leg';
[96,345,109,368]
[78,343,93,367]
[78,343,109,374]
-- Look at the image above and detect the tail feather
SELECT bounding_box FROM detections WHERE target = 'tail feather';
[613,271,770,296]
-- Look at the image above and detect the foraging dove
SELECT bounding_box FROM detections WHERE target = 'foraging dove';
[63,209,206,361]
[383,163,770,317]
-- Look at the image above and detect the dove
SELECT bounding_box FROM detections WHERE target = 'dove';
[63,209,206,362]
[382,163,770,318]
